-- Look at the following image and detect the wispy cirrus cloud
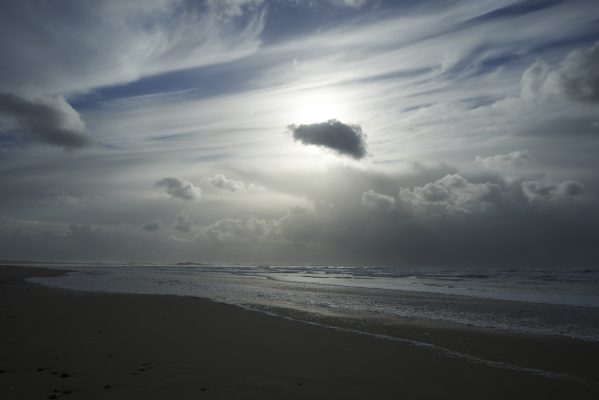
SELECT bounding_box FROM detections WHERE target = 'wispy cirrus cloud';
[0,0,266,95]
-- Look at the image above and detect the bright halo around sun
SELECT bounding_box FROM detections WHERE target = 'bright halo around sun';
[291,90,348,124]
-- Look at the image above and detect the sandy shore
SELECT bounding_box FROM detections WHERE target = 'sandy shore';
[1,265,598,399]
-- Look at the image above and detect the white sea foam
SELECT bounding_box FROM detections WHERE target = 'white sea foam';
[27,262,599,343]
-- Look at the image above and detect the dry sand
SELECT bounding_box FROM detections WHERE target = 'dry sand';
[1,265,598,399]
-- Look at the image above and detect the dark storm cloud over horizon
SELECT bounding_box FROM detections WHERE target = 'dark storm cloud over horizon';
[1,0,599,268]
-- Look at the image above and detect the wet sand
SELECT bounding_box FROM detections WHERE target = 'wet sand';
[1,265,598,399]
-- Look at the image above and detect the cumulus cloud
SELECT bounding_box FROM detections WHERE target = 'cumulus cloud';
[155,177,201,201]
[521,41,599,102]
[395,173,586,219]
[398,174,498,216]
[0,92,90,148]
[210,173,246,192]
[361,190,396,212]
[210,173,265,192]
[206,206,323,244]
[521,180,585,203]
[207,215,275,243]
[475,150,532,169]
[288,119,368,159]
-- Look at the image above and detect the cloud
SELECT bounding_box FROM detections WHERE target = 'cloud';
[65,224,101,241]
[328,0,368,7]
[210,173,246,192]
[475,150,532,169]
[155,177,201,201]
[206,206,323,244]
[521,180,585,203]
[207,215,275,243]
[361,190,396,212]
[0,1,266,95]
[173,212,193,233]
[2,1,599,269]
[288,0,368,8]
[288,119,368,159]
[398,174,498,216]
[521,41,599,103]
[396,173,586,218]
[142,220,161,232]
[209,173,265,192]
[0,92,90,148]
[206,0,264,18]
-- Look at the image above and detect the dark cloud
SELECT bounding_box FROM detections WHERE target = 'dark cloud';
[0,92,91,148]
[155,177,201,201]
[521,180,584,202]
[142,220,161,232]
[65,224,97,240]
[288,119,368,159]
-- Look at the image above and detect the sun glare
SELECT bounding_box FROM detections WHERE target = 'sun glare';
[291,91,348,124]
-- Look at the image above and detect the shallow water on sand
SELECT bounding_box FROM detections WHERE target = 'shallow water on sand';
[26,262,599,342]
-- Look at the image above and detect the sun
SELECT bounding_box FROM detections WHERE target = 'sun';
[291,90,348,124]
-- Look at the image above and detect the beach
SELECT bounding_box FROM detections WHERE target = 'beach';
[1,265,598,399]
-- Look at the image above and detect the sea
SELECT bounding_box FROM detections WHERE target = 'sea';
[25,262,599,343]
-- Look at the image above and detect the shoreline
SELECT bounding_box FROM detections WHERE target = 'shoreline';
[2,265,599,399]
[22,261,599,343]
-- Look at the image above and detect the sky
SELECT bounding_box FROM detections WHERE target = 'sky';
[0,0,598,268]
